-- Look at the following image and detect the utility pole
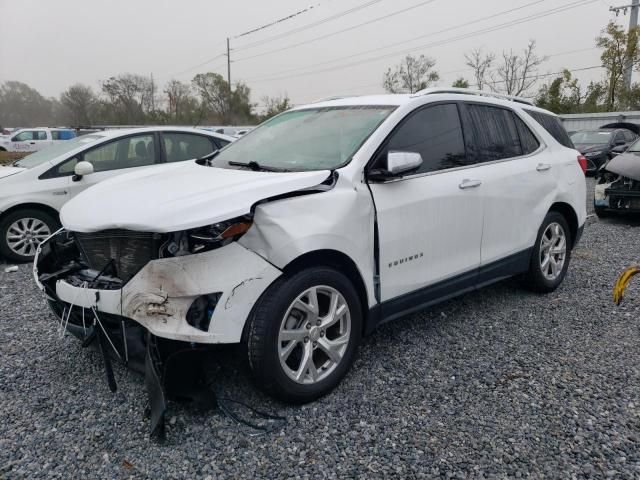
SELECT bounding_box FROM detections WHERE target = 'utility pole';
[610,0,640,89]
[226,37,232,90]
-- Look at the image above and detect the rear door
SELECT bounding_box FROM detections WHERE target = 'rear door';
[368,103,484,303]
[460,103,556,277]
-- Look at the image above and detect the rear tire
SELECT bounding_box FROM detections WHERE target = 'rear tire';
[0,208,59,263]
[245,266,362,403]
[521,211,572,293]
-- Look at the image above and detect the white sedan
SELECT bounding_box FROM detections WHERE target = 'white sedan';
[0,127,234,262]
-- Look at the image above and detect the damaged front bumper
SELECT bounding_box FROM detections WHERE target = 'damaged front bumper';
[34,230,282,344]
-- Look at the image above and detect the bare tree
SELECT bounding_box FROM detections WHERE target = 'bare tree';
[164,80,193,121]
[493,40,546,96]
[101,74,154,123]
[60,84,96,125]
[464,48,494,90]
[383,54,440,93]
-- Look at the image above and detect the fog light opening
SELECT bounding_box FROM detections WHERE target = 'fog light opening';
[186,293,221,332]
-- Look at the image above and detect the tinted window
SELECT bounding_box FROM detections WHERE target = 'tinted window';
[524,109,574,148]
[36,131,48,140]
[83,134,156,173]
[162,133,215,163]
[376,103,467,174]
[514,115,540,155]
[464,104,522,162]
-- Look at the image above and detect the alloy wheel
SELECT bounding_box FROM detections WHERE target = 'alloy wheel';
[277,285,351,385]
[539,222,567,281]
[6,218,51,257]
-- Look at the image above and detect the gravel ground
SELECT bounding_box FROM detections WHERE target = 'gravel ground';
[1,178,639,479]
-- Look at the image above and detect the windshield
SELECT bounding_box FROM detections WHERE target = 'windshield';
[570,130,612,145]
[13,134,105,168]
[211,106,395,172]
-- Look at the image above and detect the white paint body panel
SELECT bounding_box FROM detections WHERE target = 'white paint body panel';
[60,162,331,233]
[369,170,483,301]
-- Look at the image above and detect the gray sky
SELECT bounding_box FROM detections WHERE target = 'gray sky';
[0,0,622,106]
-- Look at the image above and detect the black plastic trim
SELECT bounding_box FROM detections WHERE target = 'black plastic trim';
[365,248,532,335]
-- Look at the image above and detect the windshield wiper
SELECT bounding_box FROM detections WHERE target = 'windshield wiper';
[228,161,290,172]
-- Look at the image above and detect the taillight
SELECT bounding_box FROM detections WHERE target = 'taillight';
[577,154,587,174]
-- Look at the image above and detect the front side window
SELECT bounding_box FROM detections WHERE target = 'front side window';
[464,104,522,162]
[372,103,468,174]
[211,106,395,172]
[163,133,215,163]
[12,131,35,141]
[83,134,156,172]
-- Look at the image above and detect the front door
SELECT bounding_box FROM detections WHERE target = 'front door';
[368,103,484,303]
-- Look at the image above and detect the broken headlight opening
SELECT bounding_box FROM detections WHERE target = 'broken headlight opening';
[160,215,253,257]
[596,171,640,212]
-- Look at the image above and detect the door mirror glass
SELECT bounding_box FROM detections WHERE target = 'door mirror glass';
[73,161,94,179]
[387,151,423,175]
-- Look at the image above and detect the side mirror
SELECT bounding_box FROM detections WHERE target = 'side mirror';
[368,151,423,181]
[72,161,94,181]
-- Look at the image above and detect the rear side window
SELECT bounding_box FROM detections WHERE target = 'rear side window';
[162,133,216,163]
[36,131,47,140]
[514,116,540,155]
[375,103,468,174]
[463,104,522,162]
[524,109,574,148]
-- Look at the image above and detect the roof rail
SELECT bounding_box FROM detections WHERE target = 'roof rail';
[411,87,534,106]
[312,95,360,103]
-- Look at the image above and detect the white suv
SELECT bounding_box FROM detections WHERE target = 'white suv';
[34,89,586,404]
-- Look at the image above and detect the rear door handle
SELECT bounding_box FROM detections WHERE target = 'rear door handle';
[536,163,552,172]
[459,179,482,189]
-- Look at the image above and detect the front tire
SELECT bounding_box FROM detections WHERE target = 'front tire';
[521,211,572,293]
[245,266,362,403]
[0,208,59,262]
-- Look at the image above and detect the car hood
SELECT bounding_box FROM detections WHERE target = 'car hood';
[574,143,608,154]
[61,161,331,233]
[604,151,640,181]
[0,165,26,180]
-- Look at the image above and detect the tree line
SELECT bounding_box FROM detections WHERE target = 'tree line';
[2,20,639,128]
[0,73,291,128]
[383,21,640,114]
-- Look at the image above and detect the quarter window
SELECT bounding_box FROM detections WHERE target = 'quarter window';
[162,133,216,163]
[463,104,522,162]
[376,103,468,174]
[524,109,574,148]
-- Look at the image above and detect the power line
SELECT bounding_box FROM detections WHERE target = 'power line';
[234,2,322,38]
[243,0,551,81]
[233,0,385,51]
[244,0,598,83]
[234,0,438,63]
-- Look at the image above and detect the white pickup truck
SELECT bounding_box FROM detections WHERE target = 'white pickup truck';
[0,127,77,153]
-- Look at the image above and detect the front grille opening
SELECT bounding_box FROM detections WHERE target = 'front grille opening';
[74,229,160,283]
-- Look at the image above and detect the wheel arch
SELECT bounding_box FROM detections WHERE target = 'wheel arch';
[548,202,578,247]
[282,249,370,335]
[0,202,60,225]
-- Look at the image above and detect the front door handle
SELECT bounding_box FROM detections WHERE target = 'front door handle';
[459,179,482,189]
[536,163,552,172]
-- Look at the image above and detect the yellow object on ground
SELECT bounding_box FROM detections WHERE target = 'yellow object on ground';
[613,266,640,305]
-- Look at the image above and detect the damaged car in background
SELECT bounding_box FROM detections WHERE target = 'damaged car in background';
[33,88,586,437]
[595,139,640,217]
